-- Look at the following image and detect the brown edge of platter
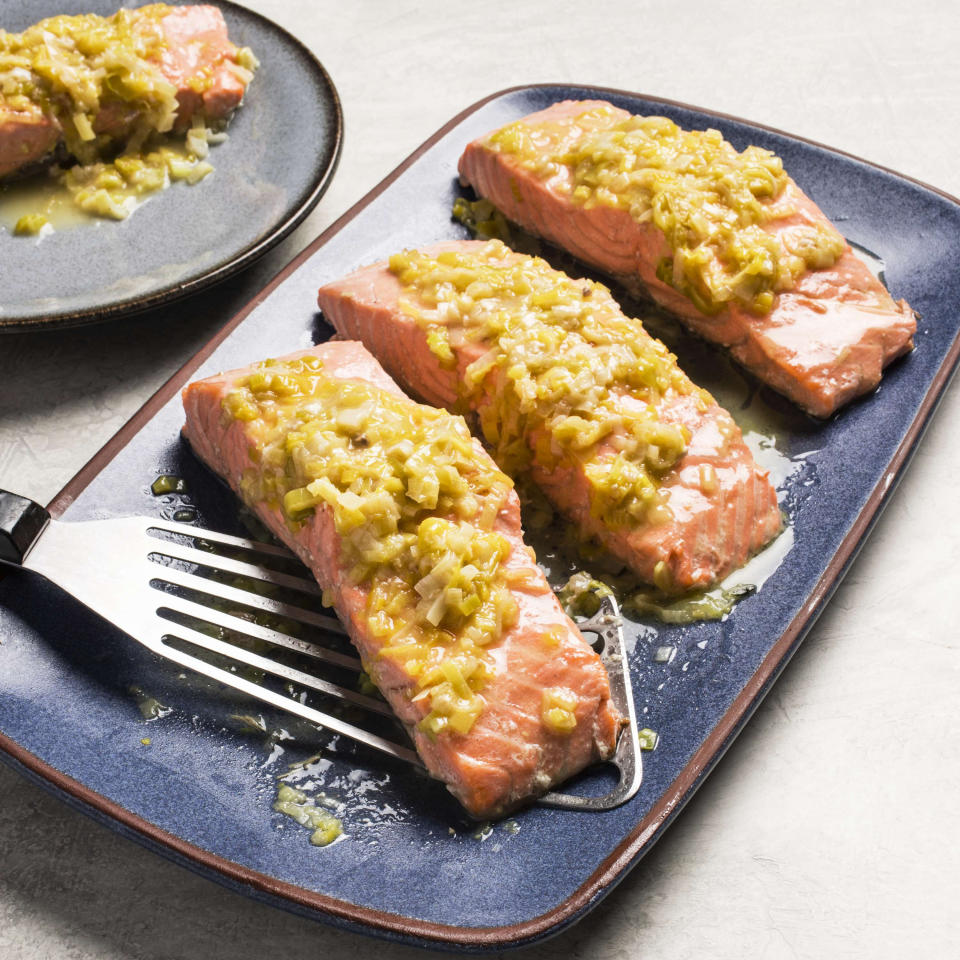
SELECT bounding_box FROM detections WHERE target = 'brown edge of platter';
[3,82,960,950]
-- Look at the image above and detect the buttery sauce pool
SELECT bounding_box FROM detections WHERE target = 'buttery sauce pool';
[0,137,209,238]
[0,173,98,236]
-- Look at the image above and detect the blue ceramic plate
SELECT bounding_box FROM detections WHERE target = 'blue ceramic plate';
[1,85,959,949]
[0,0,342,332]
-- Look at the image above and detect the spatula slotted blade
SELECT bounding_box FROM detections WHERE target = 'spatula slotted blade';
[4,494,641,811]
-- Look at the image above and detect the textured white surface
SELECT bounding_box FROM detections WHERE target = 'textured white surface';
[1,0,958,956]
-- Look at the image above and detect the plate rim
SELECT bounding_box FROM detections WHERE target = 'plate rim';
[3,81,960,949]
[0,0,344,334]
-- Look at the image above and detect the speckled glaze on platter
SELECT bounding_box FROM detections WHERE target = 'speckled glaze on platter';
[1,85,958,949]
[0,0,342,332]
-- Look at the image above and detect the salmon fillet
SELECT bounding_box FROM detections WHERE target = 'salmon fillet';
[181,340,621,818]
[457,100,917,418]
[0,4,250,179]
[317,241,782,593]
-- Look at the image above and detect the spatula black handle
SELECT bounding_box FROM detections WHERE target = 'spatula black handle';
[0,490,49,565]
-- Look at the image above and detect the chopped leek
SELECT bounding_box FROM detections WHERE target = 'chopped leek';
[0,5,254,224]
[13,213,47,235]
[542,687,578,735]
[151,474,186,495]
[223,354,520,735]
[389,241,704,527]
[638,728,659,751]
[273,783,343,847]
[489,107,846,315]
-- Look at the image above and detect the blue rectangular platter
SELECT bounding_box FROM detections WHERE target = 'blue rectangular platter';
[2,84,959,950]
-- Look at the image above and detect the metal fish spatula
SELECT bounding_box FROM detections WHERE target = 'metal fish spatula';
[0,489,642,812]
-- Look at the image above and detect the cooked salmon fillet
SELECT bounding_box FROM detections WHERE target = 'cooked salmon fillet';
[317,241,782,592]
[0,106,58,180]
[458,100,917,418]
[181,340,621,818]
[0,4,249,179]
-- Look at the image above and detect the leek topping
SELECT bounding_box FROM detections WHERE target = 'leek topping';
[150,474,186,495]
[488,108,846,315]
[389,240,706,528]
[0,5,176,164]
[542,687,579,735]
[273,783,342,847]
[0,5,255,222]
[222,354,520,738]
[13,213,47,235]
[60,132,215,221]
[638,728,659,751]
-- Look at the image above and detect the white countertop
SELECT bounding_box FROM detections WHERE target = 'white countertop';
[1,1,958,957]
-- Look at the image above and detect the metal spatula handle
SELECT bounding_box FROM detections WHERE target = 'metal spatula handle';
[0,490,49,565]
